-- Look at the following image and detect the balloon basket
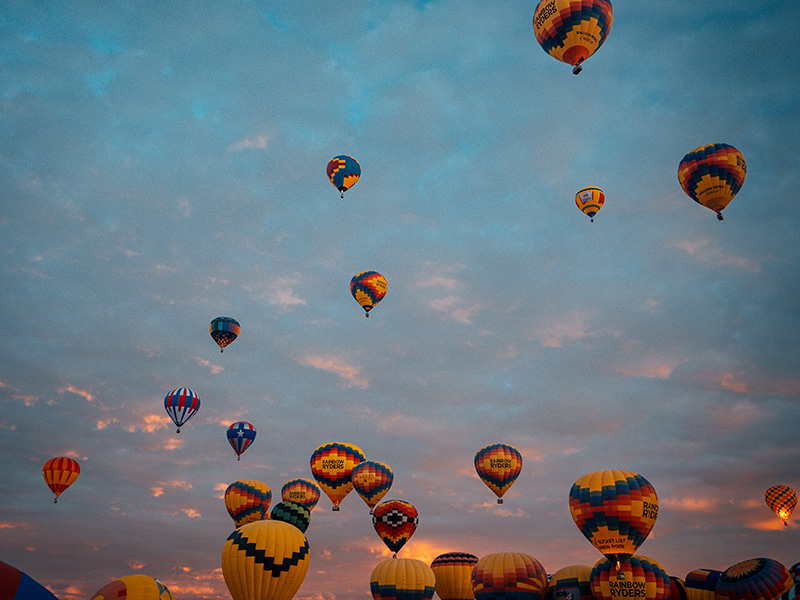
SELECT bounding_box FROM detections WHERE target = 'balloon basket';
[497,499,503,504]
[332,506,340,512]
[176,428,181,434]
[572,64,583,75]
[54,497,58,504]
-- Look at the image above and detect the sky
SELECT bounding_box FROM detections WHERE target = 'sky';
[1,0,799,598]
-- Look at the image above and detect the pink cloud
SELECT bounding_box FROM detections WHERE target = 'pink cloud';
[298,354,369,388]
[58,385,94,402]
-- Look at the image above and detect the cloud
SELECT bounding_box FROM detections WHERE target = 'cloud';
[672,237,760,272]
[194,357,225,374]
[429,295,482,323]
[227,135,269,152]
[297,354,369,388]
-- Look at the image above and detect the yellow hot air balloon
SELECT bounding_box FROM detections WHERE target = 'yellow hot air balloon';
[590,556,670,600]
[370,557,436,600]
[221,520,310,600]
[548,564,593,600]
[90,575,175,600]
[430,552,479,600]
[677,143,746,220]
[309,441,365,511]
[474,443,522,504]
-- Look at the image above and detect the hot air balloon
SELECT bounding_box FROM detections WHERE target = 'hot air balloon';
[210,316,240,352]
[372,499,419,557]
[669,576,689,600]
[532,0,613,74]
[0,560,60,600]
[270,500,311,533]
[765,485,797,526]
[714,558,793,600]
[783,582,800,600]
[350,271,387,317]
[352,460,394,514]
[163,387,200,433]
[309,441,365,510]
[548,564,593,600]
[327,155,361,198]
[677,143,746,220]
[789,562,800,583]
[575,187,605,222]
[569,469,659,576]
[474,443,522,504]
[42,456,80,503]
[280,478,321,511]
[221,519,310,600]
[430,553,479,600]
[224,480,271,528]
[227,421,256,461]
[472,552,549,600]
[590,556,670,600]
[90,575,175,600]
[684,569,722,600]
[371,558,436,600]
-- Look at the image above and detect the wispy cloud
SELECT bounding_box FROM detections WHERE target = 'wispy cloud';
[227,135,269,152]
[672,237,760,272]
[297,354,369,388]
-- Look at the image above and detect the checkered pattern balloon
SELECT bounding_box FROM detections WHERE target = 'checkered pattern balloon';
[270,500,311,533]
[372,499,418,556]
[765,485,797,526]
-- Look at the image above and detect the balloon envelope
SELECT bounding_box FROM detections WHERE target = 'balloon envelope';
[350,271,387,317]
[370,557,436,600]
[90,575,175,600]
[430,552,479,600]
[372,499,419,556]
[569,469,659,565]
[309,441,365,510]
[227,421,256,460]
[270,500,311,533]
[765,485,797,525]
[677,143,746,220]
[474,443,522,503]
[221,519,310,600]
[575,187,605,222]
[683,569,722,600]
[532,0,613,74]
[714,558,793,600]
[590,556,670,600]
[163,387,200,433]
[0,560,60,600]
[210,316,240,352]
[42,456,80,502]
[472,552,548,600]
[352,460,394,512]
[327,155,361,197]
[280,478,321,511]
[224,480,271,528]
[548,564,593,600]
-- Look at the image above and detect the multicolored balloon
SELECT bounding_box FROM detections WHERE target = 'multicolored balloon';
[532,0,614,74]
[474,443,522,504]
[472,552,548,600]
[221,520,310,600]
[765,485,797,526]
[0,560,60,600]
[789,562,800,583]
[350,271,387,317]
[683,569,722,600]
[669,576,689,600]
[309,441,365,510]
[782,582,800,600]
[678,143,746,220]
[351,460,394,513]
[42,456,80,503]
[430,553,479,600]
[590,556,670,600]
[280,478,321,511]
[227,421,256,461]
[714,558,793,600]
[372,499,419,557]
[163,387,200,433]
[90,575,175,600]
[224,480,271,528]
[548,564,593,600]
[210,316,240,352]
[575,186,605,222]
[370,558,436,600]
[327,155,361,198]
[270,500,311,534]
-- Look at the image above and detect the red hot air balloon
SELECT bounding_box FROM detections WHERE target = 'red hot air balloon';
[42,457,80,503]
[372,499,419,557]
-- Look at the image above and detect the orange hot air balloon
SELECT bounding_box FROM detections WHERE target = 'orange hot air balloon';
[474,443,522,504]
[472,552,548,600]
[590,555,670,600]
[351,460,393,514]
[677,143,746,220]
[309,441,365,511]
[42,457,80,503]
[765,485,797,526]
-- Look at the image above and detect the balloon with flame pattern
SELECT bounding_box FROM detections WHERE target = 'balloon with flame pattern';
[42,456,80,503]
[569,469,659,575]
[370,558,436,600]
[575,187,605,222]
[372,499,419,557]
[280,478,321,511]
[163,387,200,433]
[210,316,240,352]
[765,485,796,526]
[90,575,175,600]
[224,480,271,527]
[227,421,256,461]
[327,155,361,198]
[430,552,479,600]
[532,0,614,74]
[678,143,746,220]
[351,460,394,514]
[474,443,522,504]
[309,441,365,511]
[714,558,793,600]
[350,271,387,317]
[590,556,670,600]
[472,552,548,600]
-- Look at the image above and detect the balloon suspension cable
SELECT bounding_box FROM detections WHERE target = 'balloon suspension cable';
[573,64,583,75]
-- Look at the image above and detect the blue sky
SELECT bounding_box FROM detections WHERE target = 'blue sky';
[1,1,799,598]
